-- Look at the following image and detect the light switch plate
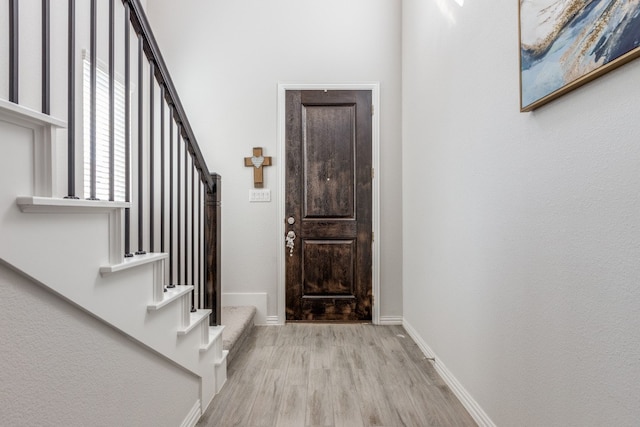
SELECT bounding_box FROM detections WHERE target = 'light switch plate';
[249,189,271,202]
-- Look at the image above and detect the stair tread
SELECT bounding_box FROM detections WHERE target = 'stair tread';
[100,252,168,275]
[221,306,256,350]
[178,309,212,335]
[221,306,256,366]
[17,196,129,213]
[200,325,225,352]
[148,285,194,311]
[215,350,229,366]
[0,98,66,128]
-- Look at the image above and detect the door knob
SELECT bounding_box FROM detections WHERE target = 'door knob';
[285,231,296,257]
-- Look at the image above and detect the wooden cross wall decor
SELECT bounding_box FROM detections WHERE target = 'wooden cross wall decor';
[244,147,272,188]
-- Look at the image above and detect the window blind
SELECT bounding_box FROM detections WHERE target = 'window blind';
[83,55,127,201]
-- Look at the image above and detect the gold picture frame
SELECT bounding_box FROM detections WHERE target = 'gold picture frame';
[519,1,640,112]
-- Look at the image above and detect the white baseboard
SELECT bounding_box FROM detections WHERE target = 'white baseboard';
[180,400,201,427]
[402,319,496,427]
[378,315,403,325]
[222,292,267,324]
[265,315,281,325]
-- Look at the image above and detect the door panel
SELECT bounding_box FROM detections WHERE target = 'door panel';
[285,90,372,321]
[303,104,355,219]
[303,240,355,296]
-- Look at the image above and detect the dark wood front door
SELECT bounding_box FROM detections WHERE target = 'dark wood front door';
[285,90,372,321]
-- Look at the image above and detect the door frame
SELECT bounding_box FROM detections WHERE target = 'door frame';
[276,83,381,325]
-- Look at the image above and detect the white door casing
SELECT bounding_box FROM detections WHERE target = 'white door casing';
[276,83,380,324]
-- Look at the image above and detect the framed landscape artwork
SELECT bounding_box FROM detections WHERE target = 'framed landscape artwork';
[519,1,640,112]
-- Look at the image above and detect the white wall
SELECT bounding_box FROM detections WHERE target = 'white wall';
[146,0,403,321]
[0,261,200,427]
[402,1,640,426]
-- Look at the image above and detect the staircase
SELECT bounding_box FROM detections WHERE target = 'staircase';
[1,1,226,425]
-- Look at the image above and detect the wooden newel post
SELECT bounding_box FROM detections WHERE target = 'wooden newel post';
[205,173,221,326]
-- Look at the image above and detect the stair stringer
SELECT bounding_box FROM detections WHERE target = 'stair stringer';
[0,103,226,417]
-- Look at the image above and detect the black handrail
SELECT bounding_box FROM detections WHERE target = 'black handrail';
[123,0,215,194]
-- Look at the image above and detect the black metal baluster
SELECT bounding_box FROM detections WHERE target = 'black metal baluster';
[42,0,50,114]
[135,35,145,255]
[167,112,175,287]
[160,88,166,253]
[108,0,115,201]
[191,159,195,309]
[65,0,78,199]
[160,92,166,292]
[88,0,98,201]
[9,0,18,103]
[176,127,182,283]
[198,177,202,309]
[186,143,195,312]
[124,4,133,257]
[149,62,155,252]
[184,141,189,287]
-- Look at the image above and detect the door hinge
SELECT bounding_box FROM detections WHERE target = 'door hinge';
[371,167,375,180]
[371,104,374,115]
[371,231,374,243]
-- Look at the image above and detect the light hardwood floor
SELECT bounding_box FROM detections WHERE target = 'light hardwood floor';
[198,324,477,427]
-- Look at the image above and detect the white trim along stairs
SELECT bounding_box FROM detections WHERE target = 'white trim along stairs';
[0,101,227,425]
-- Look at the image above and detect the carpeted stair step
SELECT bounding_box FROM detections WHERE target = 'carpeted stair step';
[221,305,256,366]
